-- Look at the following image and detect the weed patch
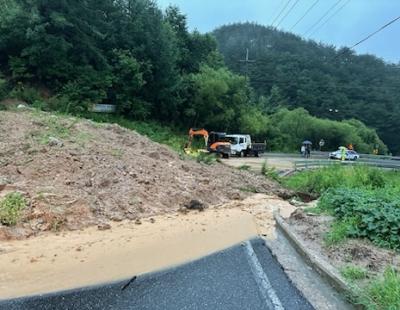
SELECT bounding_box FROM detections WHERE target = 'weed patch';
[0,192,27,226]
[195,152,217,165]
[324,218,358,246]
[31,112,76,144]
[340,265,368,282]
[261,160,280,181]
[358,268,400,309]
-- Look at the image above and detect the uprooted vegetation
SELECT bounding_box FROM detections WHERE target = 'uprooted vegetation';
[284,165,400,308]
[0,110,288,240]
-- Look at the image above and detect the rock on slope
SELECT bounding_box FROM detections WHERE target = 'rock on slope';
[0,111,287,239]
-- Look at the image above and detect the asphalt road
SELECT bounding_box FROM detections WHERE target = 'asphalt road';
[1,239,314,310]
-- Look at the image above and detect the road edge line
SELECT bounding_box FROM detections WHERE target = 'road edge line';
[244,241,284,310]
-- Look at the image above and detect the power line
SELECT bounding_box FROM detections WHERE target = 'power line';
[290,0,320,31]
[303,0,343,36]
[309,0,351,36]
[247,78,400,91]
[333,15,400,60]
[276,0,301,28]
[271,0,292,26]
[350,15,400,49]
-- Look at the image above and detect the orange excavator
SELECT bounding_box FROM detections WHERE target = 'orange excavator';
[185,128,231,158]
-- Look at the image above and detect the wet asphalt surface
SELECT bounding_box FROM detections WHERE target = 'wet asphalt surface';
[0,239,314,310]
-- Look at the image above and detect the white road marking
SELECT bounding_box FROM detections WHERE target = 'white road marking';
[245,241,285,310]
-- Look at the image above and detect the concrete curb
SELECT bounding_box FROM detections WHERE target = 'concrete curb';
[274,213,355,298]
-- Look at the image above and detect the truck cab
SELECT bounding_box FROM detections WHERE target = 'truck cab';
[226,134,251,157]
[226,134,266,157]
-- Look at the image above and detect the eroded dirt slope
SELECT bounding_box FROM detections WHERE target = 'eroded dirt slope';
[0,111,288,239]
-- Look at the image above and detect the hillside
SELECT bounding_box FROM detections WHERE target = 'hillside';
[0,1,389,154]
[213,23,400,154]
[0,110,286,240]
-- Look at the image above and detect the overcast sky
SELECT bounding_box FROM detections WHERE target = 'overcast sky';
[156,0,400,64]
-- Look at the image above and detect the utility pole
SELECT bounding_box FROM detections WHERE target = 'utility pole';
[239,48,255,78]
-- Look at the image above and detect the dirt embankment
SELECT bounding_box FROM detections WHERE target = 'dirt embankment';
[288,209,400,277]
[0,111,290,239]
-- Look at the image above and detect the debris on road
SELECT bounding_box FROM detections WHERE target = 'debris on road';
[0,111,290,239]
[184,200,207,211]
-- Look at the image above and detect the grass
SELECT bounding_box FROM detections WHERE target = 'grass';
[30,112,76,144]
[0,192,27,226]
[303,205,328,215]
[195,152,218,165]
[340,265,368,282]
[261,160,280,181]
[324,218,358,246]
[283,165,400,195]
[358,268,400,310]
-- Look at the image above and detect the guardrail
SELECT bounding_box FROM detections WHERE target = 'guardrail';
[294,159,400,171]
[264,151,400,161]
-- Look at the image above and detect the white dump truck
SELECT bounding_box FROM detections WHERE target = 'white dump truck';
[225,134,266,157]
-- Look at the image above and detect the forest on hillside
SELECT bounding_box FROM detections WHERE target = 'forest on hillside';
[213,23,400,154]
[0,1,388,154]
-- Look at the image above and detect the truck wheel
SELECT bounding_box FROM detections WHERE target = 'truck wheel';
[254,151,259,157]
[223,153,230,159]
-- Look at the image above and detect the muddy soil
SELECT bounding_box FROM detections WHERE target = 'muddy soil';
[288,209,400,277]
[0,194,295,299]
[0,111,291,239]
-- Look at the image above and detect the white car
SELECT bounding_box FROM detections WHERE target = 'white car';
[329,150,360,161]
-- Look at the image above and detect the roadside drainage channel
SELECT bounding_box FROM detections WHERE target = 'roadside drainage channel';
[269,213,356,310]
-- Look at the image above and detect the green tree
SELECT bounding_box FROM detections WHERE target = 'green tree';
[214,22,400,154]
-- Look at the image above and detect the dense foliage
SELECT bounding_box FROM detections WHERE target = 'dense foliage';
[214,23,400,154]
[0,1,389,153]
[265,108,386,153]
[319,188,400,250]
[285,166,400,250]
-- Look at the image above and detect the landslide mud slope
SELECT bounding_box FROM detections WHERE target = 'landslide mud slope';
[0,111,287,239]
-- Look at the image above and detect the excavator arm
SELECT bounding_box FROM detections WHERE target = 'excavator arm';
[187,128,209,149]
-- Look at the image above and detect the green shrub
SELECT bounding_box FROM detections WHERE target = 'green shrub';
[9,84,41,104]
[0,74,8,100]
[0,192,27,226]
[319,188,400,250]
